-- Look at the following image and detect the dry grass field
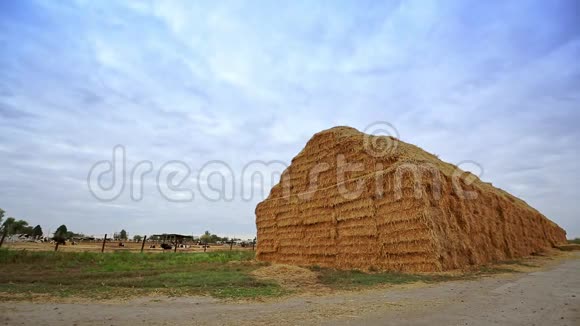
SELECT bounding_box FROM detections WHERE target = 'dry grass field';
[2,241,254,253]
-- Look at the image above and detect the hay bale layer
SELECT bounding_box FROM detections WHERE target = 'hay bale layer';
[255,126,567,272]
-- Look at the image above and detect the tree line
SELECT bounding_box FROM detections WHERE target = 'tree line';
[0,208,82,244]
[200,230,231,243]
[2,208,246,246]
[145,231,232,243]
[0,208,43,238]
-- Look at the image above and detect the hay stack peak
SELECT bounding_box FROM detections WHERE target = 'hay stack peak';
[255,126,566,272]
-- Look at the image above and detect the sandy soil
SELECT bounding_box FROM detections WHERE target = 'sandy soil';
[1,253,578,326]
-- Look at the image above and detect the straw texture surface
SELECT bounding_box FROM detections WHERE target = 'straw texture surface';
[255,126,567,272]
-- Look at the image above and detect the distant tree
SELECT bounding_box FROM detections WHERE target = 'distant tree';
[32,225,43,238]
[199,231,230,244]
[200,230,211,244]
[2,217,16,235]
[133,235,142,242]
[64,231,84,239]
[53,224,68,244]
[0,208,4,228]
[12,220,29,235]
[2,217,13,232]
[21,225,34,237]
[119,229,128,240]
[1,218,35,236]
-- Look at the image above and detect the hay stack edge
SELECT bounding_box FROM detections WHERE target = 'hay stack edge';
[255,126,566,272]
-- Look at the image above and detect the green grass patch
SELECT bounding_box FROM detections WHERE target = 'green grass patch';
[0,249,527,300]
[314,263,520,290]
[315,269,455,289]
[476,266,518,274]
[496,259,537,268]
[0,249,254,268]
[0,249,282,300]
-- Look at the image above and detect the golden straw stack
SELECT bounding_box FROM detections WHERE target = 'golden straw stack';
[255,126,567,272]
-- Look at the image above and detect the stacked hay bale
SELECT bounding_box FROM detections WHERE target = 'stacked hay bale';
[255,126,567,272]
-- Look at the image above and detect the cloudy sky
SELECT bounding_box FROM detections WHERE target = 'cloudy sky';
[0,0,579,239]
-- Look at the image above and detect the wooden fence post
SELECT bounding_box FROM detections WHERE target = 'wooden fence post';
[101,234,107,253]
[0,229,7,248]
[140,235,147,253]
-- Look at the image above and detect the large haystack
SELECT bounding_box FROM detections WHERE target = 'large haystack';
[255,126,566,272]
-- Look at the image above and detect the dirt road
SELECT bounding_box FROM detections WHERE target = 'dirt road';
[1,253,578,326]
